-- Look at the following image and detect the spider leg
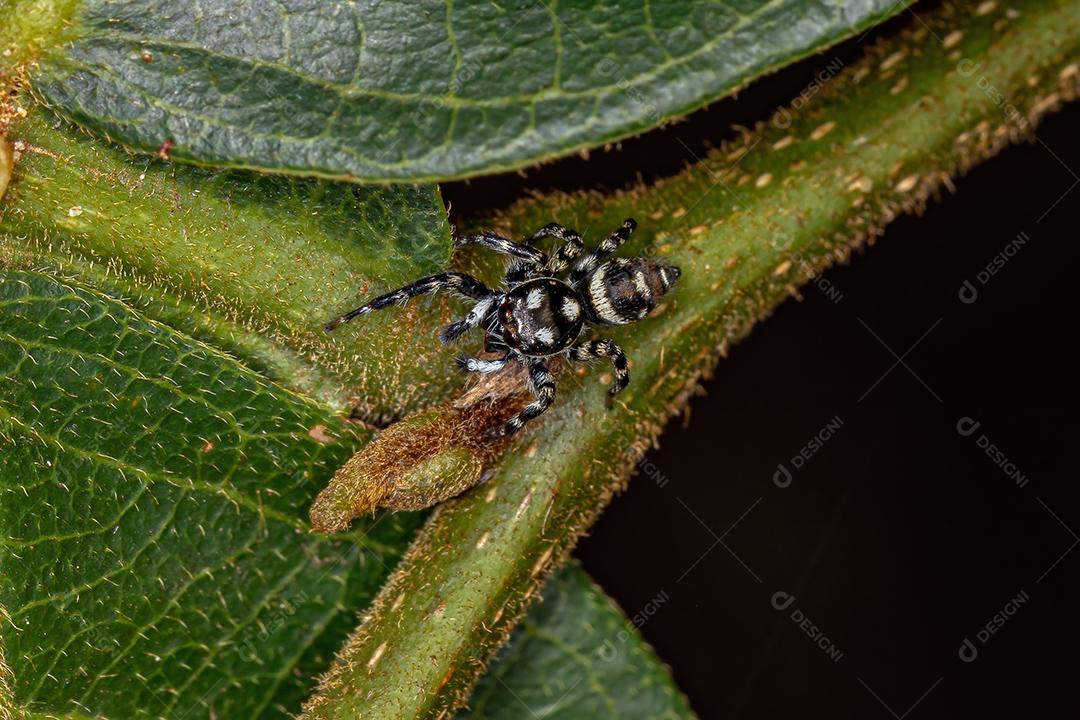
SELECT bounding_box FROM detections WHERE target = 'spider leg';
[504,260,538,285]
[456,230,547,286]
[439,295,500,344]
[325,272,492,331]
[526,223,585,275]
[455,231,548,266]
[567,339,630,399]
[500,359,556,436]
[568,218,637,284]
[455,353,510,374]
[483,329,510,354]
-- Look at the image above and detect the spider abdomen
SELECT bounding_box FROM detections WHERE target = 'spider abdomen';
[498,278,584,356]
[581,257,680,325]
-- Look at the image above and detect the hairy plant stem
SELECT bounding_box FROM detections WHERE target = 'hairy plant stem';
[0,110,453,418]
[302,1,1080,717]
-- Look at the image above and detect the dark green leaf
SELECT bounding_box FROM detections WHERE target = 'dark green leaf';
[0,269,423,718]
[462,562,693,720]
[31,0,906,182]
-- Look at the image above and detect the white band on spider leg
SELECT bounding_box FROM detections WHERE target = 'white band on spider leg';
[466,358,506,373]
[468,297,495,323]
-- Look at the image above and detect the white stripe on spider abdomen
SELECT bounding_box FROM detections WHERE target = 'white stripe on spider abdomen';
[587,264,624,323]
[584,258,662,324]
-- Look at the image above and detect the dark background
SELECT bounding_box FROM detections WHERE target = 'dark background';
[444,15,1080,719]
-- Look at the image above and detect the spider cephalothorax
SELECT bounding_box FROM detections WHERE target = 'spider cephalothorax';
[325,219,680,435]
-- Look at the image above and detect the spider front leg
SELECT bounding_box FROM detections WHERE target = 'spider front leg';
[501,359,556,436]
[324,272,491,331]
[526,223,585,275]
[455,230,547,285]
[455,230,547,266]
[567,339,629,403]
[568,218,637,284]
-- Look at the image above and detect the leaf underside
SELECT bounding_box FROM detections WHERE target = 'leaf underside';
[34,0,906,182]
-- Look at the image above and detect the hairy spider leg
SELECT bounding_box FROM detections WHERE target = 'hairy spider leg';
[502,359,557,435]
[324,272,492,331]
[455,353,510,374]
[439,294,500,344]
[456,230,550,286]
[567,339,630,396]
[524,223,586,275]
[568,218,638,285]
[503,260,535,286]
[479,315,511,354]
[455,231,547,265]
[522,222,563,245]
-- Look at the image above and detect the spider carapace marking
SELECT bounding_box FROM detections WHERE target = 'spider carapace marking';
[498,278,584,355]
[325,218,681,436]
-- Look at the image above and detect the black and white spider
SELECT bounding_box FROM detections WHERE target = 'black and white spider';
[325,219,680,436]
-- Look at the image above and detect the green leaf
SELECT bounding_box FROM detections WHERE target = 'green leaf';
[0,111,455,419]
[461,562,693,720]
[0,269,423,718]
[28,0,906,182]
[301,0,1080,716]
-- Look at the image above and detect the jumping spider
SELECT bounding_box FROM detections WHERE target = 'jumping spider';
[325,219,680,436]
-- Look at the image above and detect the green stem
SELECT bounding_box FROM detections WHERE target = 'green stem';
[0,109,456,417]
[302,1,1080,717]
